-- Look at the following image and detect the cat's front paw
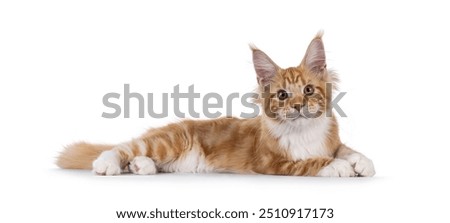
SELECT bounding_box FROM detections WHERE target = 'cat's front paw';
[129,156,157,175]
[317,159,356,177]
[346,153,375,177]
[92,151,121,175]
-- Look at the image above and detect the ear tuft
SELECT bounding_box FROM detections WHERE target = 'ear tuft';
[300,31,327,74]
[249,43,258,51]
[250,45,279,86]
[315,30,324,39]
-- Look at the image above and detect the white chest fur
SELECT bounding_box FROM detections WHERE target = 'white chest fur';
[265,118,331,161]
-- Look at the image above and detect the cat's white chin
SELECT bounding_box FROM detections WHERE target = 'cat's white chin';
[282,115,327,128]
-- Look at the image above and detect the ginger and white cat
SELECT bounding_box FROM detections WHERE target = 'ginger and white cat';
[57,32,375,177]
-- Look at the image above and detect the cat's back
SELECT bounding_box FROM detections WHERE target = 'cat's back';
[186,116,261,140]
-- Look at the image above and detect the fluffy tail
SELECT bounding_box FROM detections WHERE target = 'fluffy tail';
[56,142,114,169]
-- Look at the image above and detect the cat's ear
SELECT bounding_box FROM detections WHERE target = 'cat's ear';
[299,32,327,75]
[250,45,280,86]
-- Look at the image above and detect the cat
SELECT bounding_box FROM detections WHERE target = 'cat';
[57,32,375,177]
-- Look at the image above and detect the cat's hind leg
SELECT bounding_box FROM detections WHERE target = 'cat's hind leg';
[129,156,157,175]
[93,139,148,175]
[92,150,122,175]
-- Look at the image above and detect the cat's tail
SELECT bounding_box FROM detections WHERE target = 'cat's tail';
[56,142,114,169]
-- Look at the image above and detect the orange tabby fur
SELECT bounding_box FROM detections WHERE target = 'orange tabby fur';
[57,32,375,177]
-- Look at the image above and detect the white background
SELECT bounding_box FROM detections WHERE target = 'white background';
[1,0,449,222]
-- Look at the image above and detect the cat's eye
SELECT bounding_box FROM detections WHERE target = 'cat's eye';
[303,85,315,96]
[277,90,289,100]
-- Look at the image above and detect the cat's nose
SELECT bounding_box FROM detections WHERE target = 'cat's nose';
[293,104,303,112]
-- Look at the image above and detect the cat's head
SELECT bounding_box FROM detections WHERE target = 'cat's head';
[252,32,338,123]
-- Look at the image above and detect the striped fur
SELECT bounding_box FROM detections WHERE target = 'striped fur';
[57,32,375,177]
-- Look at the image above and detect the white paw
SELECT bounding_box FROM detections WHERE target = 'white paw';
[129,156,157,175]
[317,159,356,177]
[346,153,376,177]
[92,151,122,175]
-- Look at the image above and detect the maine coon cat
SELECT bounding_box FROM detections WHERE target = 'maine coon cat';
[57,32,375,177]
